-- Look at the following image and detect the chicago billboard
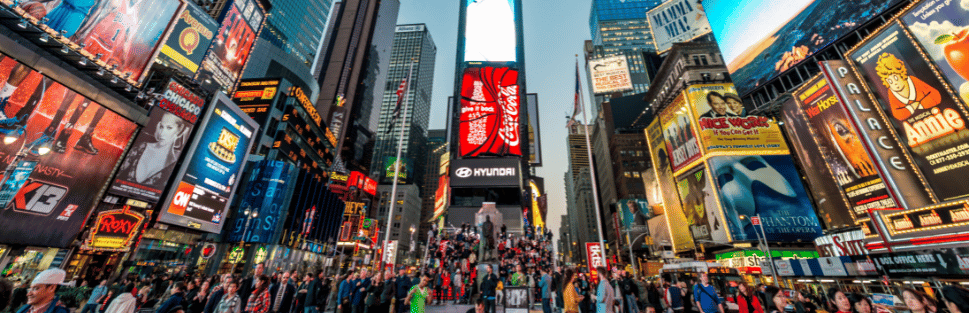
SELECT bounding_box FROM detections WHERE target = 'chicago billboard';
[0,54,138,248]
[110,80,205,202]
[463,0,517,63]
[646,0,712,53]
[196,0,265,92]
[588,55,634,94]
[686,83,788,154]
[458,67,522,157]
[157,92,258,233]
[5,0,182,84]
[157,1,219,75]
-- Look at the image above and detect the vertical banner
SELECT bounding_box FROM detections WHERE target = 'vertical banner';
[659,93,701,172]
[618,199,650,250]
[458,67,522,157]
[196,0,265,92]
[433,153,450,220]
[157,1,219,75]
[849,23,969,202]
[686,83,788,154]
[383,240,398,267]
[645,120,694,252]
[585,242,609,281]
[793,76,897,221]
[224,160,295,243]
[708,155,823,242]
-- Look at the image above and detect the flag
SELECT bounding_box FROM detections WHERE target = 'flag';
[567,61,582,128]
[386,78,408,134]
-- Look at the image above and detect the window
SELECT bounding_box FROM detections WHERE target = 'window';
[700,55,709,65]
[692,55,700,65]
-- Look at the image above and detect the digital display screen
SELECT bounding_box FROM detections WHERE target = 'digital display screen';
[464,0,517,62]
[458,67,521,157]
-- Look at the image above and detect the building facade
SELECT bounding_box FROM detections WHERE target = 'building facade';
[420,129,448,240]
[376,184,422,265]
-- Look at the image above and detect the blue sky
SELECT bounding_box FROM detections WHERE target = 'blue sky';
[703,0,813,65]
[398,0,598,242]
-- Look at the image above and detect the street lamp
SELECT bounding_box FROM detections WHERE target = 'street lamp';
[232,209,258,273]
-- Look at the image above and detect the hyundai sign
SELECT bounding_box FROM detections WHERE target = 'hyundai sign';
[449,158,521,187]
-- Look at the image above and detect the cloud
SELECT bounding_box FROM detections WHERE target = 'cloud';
[962,0,969,11]
[907,20,962,62]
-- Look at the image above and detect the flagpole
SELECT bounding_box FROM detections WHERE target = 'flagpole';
[383,58,414,269]
[577,56,607,269]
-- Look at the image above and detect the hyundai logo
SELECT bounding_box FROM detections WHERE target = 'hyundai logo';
[455,167,472,178]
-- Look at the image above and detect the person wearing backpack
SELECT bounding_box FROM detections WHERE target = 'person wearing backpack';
[692,273,723,313]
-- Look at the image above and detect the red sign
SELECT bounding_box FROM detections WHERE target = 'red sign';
[751,216,761,225]
[347,171,377,196]
[83,208,145,251]
[458,67,522,157]
[586,242,609,281]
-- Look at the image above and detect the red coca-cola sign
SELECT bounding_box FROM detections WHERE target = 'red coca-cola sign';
[459,67,521,157]
[84,208,145,251]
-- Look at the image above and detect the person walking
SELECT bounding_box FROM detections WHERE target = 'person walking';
[692,273,723,313]
[479,265,499,313]
[563,269,581,313]
[596,268,615,313]
[540,268,553,313]
[214,282,242,313]
[81,280,109,313]
[736,283,763,313]
[622,274,639,313]
[405,275,431,313]
[244,276,270,313]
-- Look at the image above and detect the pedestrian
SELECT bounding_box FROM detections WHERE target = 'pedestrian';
[10,281,27,311]
[679,282,692,313]
[104,284,138,313]
[352,270,371,313]
[82,280,110,313]
[902,288,940,313]
[736,283,763,313]
[942,285,969,313]
[190,280,211,313]
[214,282,242,313]
[205,275,233,313]
[764,287,785,313]
[405,275,431,313]
[365,273,384,313]
[540,268,553,313]
[554,267,565,313]
[622,273,639,313]
[395,269,414,313]
[241,265,266,306]
[848,293,872,313]
[15,269,70,313]
[379,270,396,313]
[480,265,499,313]
[665,279,683,313]
[245,276,270,313]
[692,273,722,313]
[796,291,816,313]
[268,272,295,313]
[827,289,851,313]
[338,273,355,313]
[597,267,615,313]
[157,282,187,313]
[647,283,662,313]
[564,269,580,313]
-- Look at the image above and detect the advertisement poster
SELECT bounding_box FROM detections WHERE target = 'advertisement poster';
[463,0,517,63]
[82,208,145,251]
[196,0,265,92]
[585,242,609,280]
[647,215,671,252]
[794,76,896,221]
[458,67,522,157]
[704,0,901,95]
[0,54,138,248]
[660,93,701,172]
[232,79,280,125]
[687,83,788,154]
[779,97,855,229]
[383,156,412,184]
[110,80,205,202]
[647,0,712,53]
[849,23,969,202]
[708,155,823,242]
[903,0,969,101]
[526,93,541,166]
[224,160,294,243]
[282,168,344,248]
[676,168,713,241]
[646,119,694,252]
[157,1,219,75]
[588,55,634,94]
[7,0,182,83]
[158,93,258,233]
[618,198,650,250]
[433,153,450,220]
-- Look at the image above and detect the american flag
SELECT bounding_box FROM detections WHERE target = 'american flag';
[567,61,582,128]
[386,78,408,134]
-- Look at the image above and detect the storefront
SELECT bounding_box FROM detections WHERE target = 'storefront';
[715,249,820,285]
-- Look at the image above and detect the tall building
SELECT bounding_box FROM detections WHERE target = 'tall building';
[372,24,438,182]
[376,184,422,264]
[586,0,664,112]
[314,0,402,173]
[420,129,448,240]
[567,123,590,182]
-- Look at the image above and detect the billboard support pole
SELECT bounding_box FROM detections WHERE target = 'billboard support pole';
[383,59,414,271]
[578,56,607,265]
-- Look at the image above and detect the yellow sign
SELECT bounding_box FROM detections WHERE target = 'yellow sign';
[291,86,322,127]
[345,202,365,216]
[645,119,695,252]
[658,93,702,172]
[685,83,788,155]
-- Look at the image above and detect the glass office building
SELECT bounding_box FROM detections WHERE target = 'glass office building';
[586,0,663,112]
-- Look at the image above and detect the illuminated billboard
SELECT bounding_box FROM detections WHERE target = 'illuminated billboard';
[282,168,345,249]
[4,0,182,84]
[645,119,694,252]
[196,0,265,92]
[686,83,788,154]
[110,80,205,202]
[157,92,258,233]
[704,0,902,95]
[463,0,517,62]
[902,0,969,102]
[157,1,219,75]
[618,198,650,250]
[646,0,712,54]
[0,53,138,248]
[848,23,969,202]
[675,167,727,242]
[659,93,701,172]
[433,153,450,220]
[526,93,541,166]
[588,55,634,94]
[225,160,295,243]
[383,156,413,184]
[233,79,280,125]
[458,67,521,157]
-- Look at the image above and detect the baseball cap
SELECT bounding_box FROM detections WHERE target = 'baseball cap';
[31,268,66,286]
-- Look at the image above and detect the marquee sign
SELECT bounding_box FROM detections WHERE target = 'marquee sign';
[83,208,145,251]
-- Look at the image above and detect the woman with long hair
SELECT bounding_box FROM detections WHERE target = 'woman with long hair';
[737,282,765,313]
[828,289,853,313]
[848,293,873,313]
[406,274,432,313]
[190,280,211,313]
[902,288,939,313]
[245,276,270,313]
[366,273,384,313]
[764,287,786,313]
[563,269,580,313]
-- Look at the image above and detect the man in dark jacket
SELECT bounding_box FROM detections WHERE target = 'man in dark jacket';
[269,271,296,313]
[394,269,413,313]
[16,269,70,313]
[380,270,396,312]
[304,272,324,313]
[156,282,186,313]
[351,270,370,313]
[479,265,499,313]
[240,263,266,305]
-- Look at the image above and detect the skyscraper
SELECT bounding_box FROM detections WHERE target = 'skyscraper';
[372,24,438,182]
[421,129,448,239]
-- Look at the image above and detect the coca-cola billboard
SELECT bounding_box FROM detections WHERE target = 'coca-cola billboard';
[458,67,522,157]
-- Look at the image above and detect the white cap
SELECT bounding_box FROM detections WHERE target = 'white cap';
[31,268,67,286]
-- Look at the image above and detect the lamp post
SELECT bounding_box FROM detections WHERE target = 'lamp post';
[232,209,258,273]
[740,214,781,287]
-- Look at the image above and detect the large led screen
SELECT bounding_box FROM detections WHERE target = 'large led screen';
[704,0,902,95]
[458,67,521,157]
[157,1,219,76]
[463,0,517,62]
[157,92,258,233]
[224,160,294,243]
[0,53,138,248]
[196,0,265,92]
[4,0,182,84]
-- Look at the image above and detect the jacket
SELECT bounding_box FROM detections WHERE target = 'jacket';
[268,282,296,313]
[156,292,187,313]
[737,292,764,313]
[666,286,683,309]
[105,293,138,313]
[352,278,370,305]
[304,278,324,307]
[17,297,71,313]
[204,287,227,313]
[395,276,413,300]
[539,274,552,299]
[480,274,499,298]
[338,280,352,303]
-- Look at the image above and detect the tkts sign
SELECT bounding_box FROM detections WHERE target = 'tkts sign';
[458,67,522,157]
[83,208,146,251]
[586,242,609,280]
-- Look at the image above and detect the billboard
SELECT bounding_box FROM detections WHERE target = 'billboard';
[659,93,701,172]
[0,54,138,248]
[779,97,855,229]
[450,157,521,187]
[646,0,712,53]
[224,160,295,243]
[110,80,205,202]
[383,156,412,184]
[686,83,788,154]
[619,198,650,250]
[196,0,265,92]
[433,153,450,220]
[585,242,609,280]
[526,93,541,166]
[458,67,522,157]
[463,0,517,62]
[232,78,280,125]
[848,23,969,202]
[704,0,902,95]
[588,55,634,94]
[82,208,145,251]
[157,1,219,75]
[793,76,897,221]
[645,119,694,252]
[902,0,969,103]
[708,155,823,242]
[157,92,258,233]
[6,0,182,84]
[282,168,345,248]
[675,167,728,242]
